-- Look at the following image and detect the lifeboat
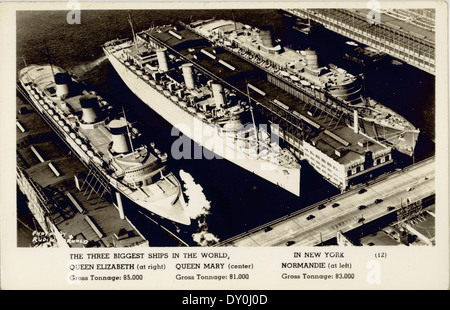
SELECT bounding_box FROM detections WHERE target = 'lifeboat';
[93,156,103,166]
[300,80,311,86]
[159,153,168,161]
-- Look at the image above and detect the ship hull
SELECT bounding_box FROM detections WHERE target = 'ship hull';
[105,50,301,196]
[195,22,419,157]
[264,69,419,156]
[18,78,190,226]
[357,116,419,157]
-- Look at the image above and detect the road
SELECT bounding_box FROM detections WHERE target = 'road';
[221,157,435,246]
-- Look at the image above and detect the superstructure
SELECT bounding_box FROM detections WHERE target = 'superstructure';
[19,63,191,226]
[103,25,301,196]
[190,19,420,157]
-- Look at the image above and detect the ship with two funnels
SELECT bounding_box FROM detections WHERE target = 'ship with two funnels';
[19,63,191,225]
[103,26,301,196]
[189,19,420,157]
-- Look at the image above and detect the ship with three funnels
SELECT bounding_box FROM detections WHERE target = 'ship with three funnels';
[103,27,301,196]
[19,63,191,225]
[189,18,420,157]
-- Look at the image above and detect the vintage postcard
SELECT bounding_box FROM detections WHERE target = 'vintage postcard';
[1,0,448,294]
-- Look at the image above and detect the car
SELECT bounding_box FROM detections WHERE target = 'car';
[387,206,395,211]
[332,203,340,208]
[358,188,367,194]
[306,215,315,220]
[358,217,365,223]
[318,204,326,210]
[358,205,366,210]
[286,241,295,246]
[406,187,414,192]
[264,226,273,232]
[374,198,383,204]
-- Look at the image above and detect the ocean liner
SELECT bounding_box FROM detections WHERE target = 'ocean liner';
[188,19,420,157]
[103,29,301,196]
[19,64,191,226]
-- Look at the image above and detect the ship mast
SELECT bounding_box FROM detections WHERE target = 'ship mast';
[127,14,136,45]
[45,46,56,81]
[246,83,259,143]
[122,105,136,156]
[359,73,370,107]
[231,10,236,30]
[22,56,32,80]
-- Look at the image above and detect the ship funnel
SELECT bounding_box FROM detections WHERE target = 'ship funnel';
[305,49,319,70]
[260,26,274,48]
[109,118,130,154]
[181,63,195,90]
[156,48,169,72]
[54,72,70,99]
[353,109,359,134]
[79,95,99,124]
[211,83,225,109]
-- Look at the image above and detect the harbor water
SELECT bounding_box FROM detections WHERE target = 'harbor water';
[16,10,435,246]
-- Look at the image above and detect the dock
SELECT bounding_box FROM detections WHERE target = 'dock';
[218,156,435,246]
[286,8,435,75]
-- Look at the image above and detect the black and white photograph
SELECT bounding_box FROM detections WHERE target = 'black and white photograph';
[2,1,448,291]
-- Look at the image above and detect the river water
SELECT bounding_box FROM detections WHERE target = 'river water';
[16,9,435,246]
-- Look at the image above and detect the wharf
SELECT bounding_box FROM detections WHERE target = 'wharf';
[218,156,435,246]
[286,8,435,75]
[146,23,396,190]
[16,90,148,248]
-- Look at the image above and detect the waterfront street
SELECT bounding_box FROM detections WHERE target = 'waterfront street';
[223,156,435,246]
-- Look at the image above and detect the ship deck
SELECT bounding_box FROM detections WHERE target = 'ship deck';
[142,28,394,164]
[143,24,393,166]
[195,20,357,87]
[16,93,148,248]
